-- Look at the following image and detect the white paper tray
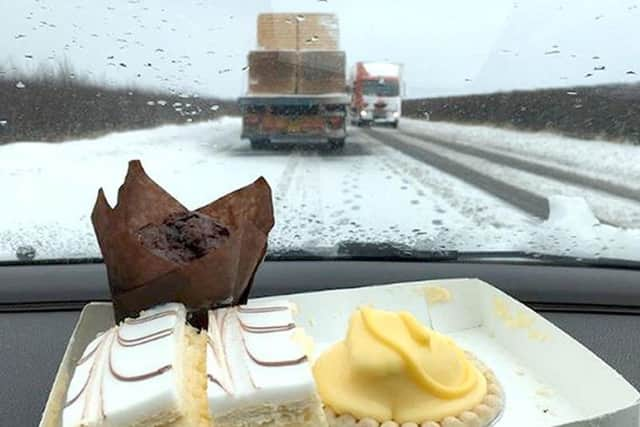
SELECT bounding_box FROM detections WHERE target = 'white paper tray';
[41,278,640,426]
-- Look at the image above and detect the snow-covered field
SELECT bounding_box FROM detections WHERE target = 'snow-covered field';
[1,117,638,261]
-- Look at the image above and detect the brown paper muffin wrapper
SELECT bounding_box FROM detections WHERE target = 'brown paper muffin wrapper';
[91,160,274,323]
[323,352,504,427]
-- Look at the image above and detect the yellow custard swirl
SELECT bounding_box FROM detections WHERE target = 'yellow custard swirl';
[313,307,487,423]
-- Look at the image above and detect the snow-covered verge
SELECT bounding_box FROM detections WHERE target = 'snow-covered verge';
[0,118,639,262]
[0,118,240,260]
[401,118,640,189]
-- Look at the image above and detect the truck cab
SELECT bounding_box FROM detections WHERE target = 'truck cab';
[350,62,404,128]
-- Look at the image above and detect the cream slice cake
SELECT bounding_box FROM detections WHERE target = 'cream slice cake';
[206,300,328,427]
[61,303,208,427]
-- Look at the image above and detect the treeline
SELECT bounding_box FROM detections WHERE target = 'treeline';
[0,75,239,143]
[403,83,640,143]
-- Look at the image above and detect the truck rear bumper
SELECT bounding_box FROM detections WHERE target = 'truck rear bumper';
[239,94,350,106]
[241,129,346,141]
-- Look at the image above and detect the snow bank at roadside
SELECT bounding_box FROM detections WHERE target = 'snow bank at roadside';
[0,119,240,261]
[541,196,640,259]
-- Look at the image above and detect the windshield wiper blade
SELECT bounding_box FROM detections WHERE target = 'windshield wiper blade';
[266,242,459,261]
[336,241,459,261]
[455,251,640,270]
[267,246,640,269]
[0,257,104,267]
[266,248,328,261]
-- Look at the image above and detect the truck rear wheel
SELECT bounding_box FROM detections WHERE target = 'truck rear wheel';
[250,139,269,150]
[328,138,346,150]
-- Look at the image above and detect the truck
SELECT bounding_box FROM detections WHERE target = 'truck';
[349,62,404,128]
[239,13,350,150]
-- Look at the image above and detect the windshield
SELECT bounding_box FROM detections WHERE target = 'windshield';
[1,0,640,263]
[362,79,400,97]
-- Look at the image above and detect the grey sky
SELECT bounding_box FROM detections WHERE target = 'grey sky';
[2,0,639,98]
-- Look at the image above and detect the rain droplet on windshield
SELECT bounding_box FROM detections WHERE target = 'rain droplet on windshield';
[16,246,36,261]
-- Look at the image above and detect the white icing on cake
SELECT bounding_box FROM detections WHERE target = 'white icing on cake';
[62,303,186,427]
[206,300,317,418]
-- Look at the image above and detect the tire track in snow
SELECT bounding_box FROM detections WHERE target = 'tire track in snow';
[364,128,551,219]
[357,129,534,229]
[274,149,301,201]
[269,149,303,248]
[371,128,640,228]
[401,129,640,204]
[413,130,640,228]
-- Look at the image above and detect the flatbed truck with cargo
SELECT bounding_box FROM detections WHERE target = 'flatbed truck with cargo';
[240,13,349,149]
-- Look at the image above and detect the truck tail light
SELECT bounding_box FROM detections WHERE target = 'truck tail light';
[327,116,344,129]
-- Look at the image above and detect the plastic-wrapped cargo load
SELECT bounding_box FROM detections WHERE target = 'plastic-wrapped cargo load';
[257,13,339,51]
[248,51,298,94]
[297,51,346,94]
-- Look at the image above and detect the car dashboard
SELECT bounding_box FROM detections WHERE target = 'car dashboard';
[1,260,639,425]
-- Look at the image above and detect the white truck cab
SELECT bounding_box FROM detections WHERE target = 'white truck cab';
[350,62,404,128]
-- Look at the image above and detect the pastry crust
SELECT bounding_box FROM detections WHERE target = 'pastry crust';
[323,352,503,427]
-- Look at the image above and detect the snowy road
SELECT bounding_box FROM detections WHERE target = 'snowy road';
[1,117,639,261]
[368,126,640,228]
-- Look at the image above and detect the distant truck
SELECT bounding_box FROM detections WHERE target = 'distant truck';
[239,13,349,149]
[349,62,404,128]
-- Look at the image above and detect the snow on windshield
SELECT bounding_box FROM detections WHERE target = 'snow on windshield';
[1,117,638,262]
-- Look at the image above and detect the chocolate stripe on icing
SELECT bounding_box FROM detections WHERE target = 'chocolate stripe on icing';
[117,327,173,347]
[218,310,240,387]
[76,339,101,366]
[207,374,232,395]
[109,334,173,382]
[64,370,91,408]
[207,304,306,397]
[236,307,307,368]
[65,332,110,409]
[206,336,233,395]
[123,309,177,325]
[238,319,296,334]
[109,312,176,382]
[245,345,308,367]
[237,305,289,314]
